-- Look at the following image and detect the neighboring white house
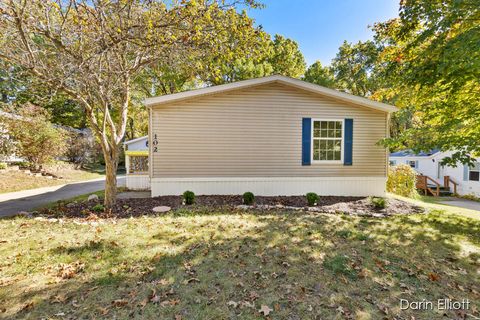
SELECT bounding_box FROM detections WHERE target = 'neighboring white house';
[389,150,480,197]
[123,136,150,190]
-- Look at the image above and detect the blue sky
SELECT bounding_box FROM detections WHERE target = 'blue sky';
[246,0,399,66]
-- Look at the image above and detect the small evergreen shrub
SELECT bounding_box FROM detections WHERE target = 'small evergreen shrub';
[369,196,387,209]
[0,162,7,170]
[243,192,255,205]
[386,164,418,197]
[92,204,105,212]
[306,192,319,206]
[183,190,195,205]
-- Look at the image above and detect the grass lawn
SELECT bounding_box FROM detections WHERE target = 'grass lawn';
[1,207,479,319]
[0,169,104,194]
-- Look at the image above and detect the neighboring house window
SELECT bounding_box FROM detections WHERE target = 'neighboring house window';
[312,120,342,161]
[408,160,417,168]
[469,163,480,181]
[389,160,396,166]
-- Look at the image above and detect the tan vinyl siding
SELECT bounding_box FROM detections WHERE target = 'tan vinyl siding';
[151,83,387,178]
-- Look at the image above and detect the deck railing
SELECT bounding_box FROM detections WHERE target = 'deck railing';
[444,176,458,194]
[416,175,440,197]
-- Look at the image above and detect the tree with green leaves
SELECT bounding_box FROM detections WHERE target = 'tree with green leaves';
[0,0,263,207]
[373,0,480,165]
[303,60,335,88]
[268,34,306,78]
[330,40,380,97]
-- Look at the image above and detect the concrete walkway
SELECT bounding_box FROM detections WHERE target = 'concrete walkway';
[436,197,480,212]
[0,176,125,218]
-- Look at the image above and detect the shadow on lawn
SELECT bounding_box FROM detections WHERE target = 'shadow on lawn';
[5,210,480,320]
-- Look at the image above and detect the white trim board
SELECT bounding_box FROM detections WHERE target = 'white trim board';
[145,75,398,113]
[151,177,386,197]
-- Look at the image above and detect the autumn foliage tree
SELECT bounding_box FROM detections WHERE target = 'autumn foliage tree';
[5,104,66,170]
[0,0,263,207]
[373,0,480,165]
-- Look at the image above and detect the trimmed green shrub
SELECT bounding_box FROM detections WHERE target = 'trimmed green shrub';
[386,164,418,197]
[92,204,105,212]
[369,196,387,209]
[243,192,255,205]
[306,192,319,206]
[0,162,7,170]
[183,190,195,205]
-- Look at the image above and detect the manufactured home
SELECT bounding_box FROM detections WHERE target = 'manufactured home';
[125,75,398,196]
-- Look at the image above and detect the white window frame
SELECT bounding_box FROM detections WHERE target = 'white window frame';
[311,118,344,164]
[469,163,480,182]
[408,160,417,168]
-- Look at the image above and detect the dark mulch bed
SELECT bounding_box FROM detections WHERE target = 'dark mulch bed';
[40,194,424,219]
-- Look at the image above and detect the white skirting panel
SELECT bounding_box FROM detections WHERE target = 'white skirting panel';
[126,175,151,190]
[151,177,386,197]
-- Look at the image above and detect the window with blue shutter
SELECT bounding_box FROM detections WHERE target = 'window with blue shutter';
[344,119,353,165]
[302,118,311,165]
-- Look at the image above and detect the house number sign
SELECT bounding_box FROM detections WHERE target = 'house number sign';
[152,134,159,152]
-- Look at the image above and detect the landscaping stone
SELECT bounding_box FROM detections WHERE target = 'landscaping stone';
[152,206,171,213]
[16,211,32,217]
[236,205,253,210]
[66,202,76,208]
[87,194,99,202]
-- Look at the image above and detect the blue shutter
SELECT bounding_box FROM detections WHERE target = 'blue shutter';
[464,164,469,181]
[415,160,419,168]
[344,119,353,165]
[302,118,311,165]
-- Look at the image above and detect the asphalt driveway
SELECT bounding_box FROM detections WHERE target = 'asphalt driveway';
[436,197,480,212]
[0,176,125,218]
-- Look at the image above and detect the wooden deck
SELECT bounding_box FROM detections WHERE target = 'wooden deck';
[416,175,458,197]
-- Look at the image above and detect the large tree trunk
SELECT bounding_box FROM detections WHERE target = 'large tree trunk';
[104,149,119,209]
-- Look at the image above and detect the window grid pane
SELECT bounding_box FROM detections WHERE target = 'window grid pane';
[312,120,343,161]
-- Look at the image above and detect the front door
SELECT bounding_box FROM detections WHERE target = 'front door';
[437,162,445,180]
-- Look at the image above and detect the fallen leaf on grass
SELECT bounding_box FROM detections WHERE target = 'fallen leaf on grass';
[149,289,161,304]
[428,273,440,281]
[55,261,85,279]
[51,294,69,303]
[227,301,238,308]
[183,277,200,284]
[240,301,255,309]
[160,299,180,307]
[138,299,148,308]
[21,302,34,311]
[98,307,109,315]
[112,299,128,308]
[258,304,272,316]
